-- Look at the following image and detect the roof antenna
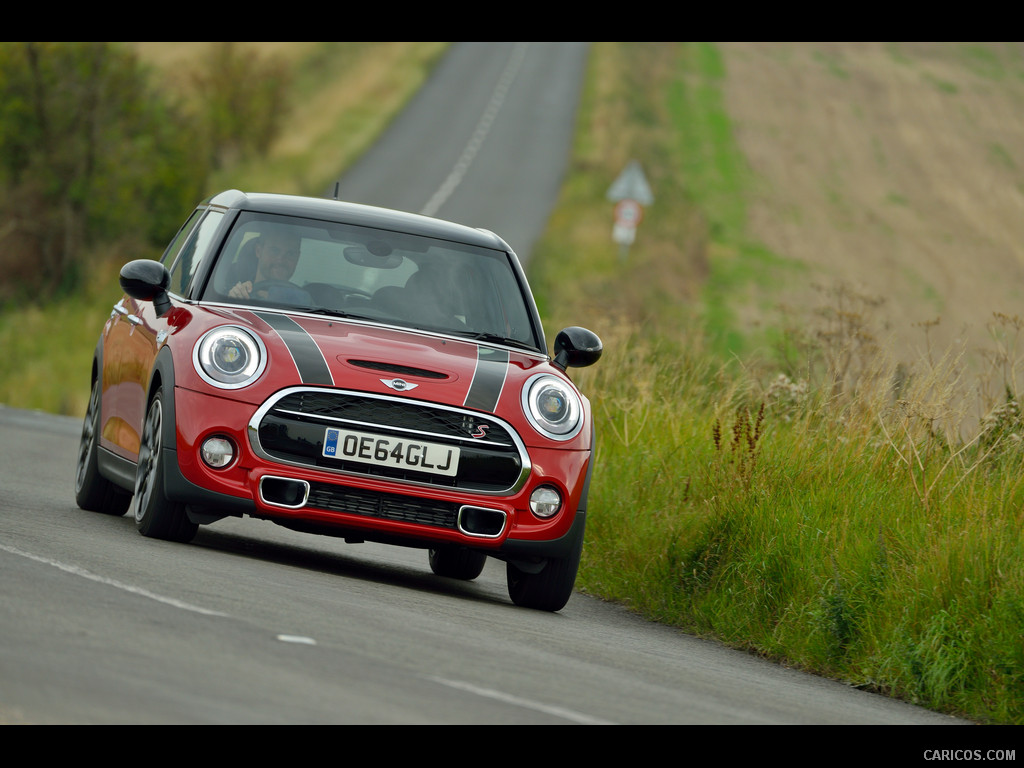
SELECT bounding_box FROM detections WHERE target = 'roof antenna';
[333,182,340,201]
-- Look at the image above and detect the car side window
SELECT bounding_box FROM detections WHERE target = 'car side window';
[160,209,204,267]
[167,211,225,297]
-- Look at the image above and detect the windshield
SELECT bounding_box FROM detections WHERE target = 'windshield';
[203,211,540,349]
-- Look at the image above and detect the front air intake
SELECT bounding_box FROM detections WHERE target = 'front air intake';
[458,506,507,538]
[260,476,310,508]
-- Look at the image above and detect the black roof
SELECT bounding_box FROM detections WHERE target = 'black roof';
[206,190,512,253]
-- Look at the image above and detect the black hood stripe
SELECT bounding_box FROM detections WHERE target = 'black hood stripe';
[255,312,334,385]
[464,347,509,412]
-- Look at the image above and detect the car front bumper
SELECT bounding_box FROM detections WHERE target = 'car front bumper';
[164,385,592,559]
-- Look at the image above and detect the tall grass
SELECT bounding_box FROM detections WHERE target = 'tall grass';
[530,43,1023,724]
[576,314,1024,722]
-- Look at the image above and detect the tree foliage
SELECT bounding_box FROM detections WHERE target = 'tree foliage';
[0,42,208,303]
[189,42,292,170]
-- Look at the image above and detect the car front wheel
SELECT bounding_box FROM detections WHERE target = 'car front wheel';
[506,532,583,612]
[134,389,198,543]
[75,377,130,516]
[428,546,488,580]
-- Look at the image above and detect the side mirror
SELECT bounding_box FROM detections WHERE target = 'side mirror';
[120,259,172,317]
[553,326,602,370]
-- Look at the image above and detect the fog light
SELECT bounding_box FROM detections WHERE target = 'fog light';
[529,486,562,518]
[201,436,235,468]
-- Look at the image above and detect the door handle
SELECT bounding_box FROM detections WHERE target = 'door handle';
[111,300,142,325]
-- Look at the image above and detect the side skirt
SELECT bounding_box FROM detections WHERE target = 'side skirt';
[97,445,138,494]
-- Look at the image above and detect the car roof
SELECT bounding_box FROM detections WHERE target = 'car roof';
[205,190,513,253]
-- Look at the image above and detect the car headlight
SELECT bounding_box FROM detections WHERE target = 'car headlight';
[521,373,583,441]
[193,326,266,389]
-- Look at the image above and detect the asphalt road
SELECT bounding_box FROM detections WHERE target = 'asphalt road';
[332,41,586,262]
[0,43,966,727]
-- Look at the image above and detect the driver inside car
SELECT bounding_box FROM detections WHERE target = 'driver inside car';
[227,226,311,305]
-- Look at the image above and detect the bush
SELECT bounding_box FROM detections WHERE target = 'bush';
[189,42,292,170]
[0,42,206,304]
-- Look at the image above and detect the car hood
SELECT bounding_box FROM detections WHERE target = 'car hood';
[199,308,554,417]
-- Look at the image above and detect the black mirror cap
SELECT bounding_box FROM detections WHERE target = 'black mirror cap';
[553,326,602,370]
[120,259,172,316]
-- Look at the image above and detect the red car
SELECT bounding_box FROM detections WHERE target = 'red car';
[75,190,601,611]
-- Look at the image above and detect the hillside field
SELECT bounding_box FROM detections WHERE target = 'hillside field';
[718,42,1024,377]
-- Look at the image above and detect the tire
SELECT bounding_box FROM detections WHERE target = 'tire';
[74,377,130,516]
[506,533,583,612]
[134,389,197,543]
[428,546,488,581]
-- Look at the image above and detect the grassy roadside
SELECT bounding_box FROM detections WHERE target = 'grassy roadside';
[530,42,1022,724]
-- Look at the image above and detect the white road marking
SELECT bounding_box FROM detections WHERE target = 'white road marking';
[3,544,325,646]
[4,543,615,722]
[277,634,317,645]
[428,676,617,725]
[420,42,530,218]
[0,542,228,617]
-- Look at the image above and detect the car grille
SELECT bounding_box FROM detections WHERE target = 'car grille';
[249,387,530,494]
[305,481,459,528]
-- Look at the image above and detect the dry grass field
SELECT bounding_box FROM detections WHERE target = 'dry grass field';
[718,42,1024,372]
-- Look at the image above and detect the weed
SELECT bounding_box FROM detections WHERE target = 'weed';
[712,402,765,487]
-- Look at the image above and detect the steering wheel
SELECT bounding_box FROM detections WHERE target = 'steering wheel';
[343,289,373,302]
[251,279,299,298]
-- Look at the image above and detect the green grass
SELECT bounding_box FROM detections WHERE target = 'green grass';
[570,314,1024,723]
[662,43,806,359]
[0,251,127,416]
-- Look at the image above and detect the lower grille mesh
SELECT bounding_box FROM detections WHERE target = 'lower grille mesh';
[305,482,459,529]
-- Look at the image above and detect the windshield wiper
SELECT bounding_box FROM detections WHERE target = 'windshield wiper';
[304,307,376,322]
[452,331,540,352]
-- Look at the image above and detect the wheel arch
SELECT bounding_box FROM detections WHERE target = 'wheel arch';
[146,345,178,450]
[144,343,256,523]
[500,431,595,566]
[89,338,102,387]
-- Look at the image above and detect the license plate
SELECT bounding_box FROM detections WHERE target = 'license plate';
[321,427,460,477]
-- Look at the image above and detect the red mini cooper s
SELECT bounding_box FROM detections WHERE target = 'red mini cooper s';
[75,190,602,611]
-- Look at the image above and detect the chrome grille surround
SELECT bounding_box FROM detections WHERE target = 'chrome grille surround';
[248,386,531,495]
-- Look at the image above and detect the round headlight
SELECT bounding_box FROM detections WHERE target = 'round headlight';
[194,327,266,388]
[522,374,583,440]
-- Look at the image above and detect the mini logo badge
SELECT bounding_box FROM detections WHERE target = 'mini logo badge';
[381,378,417,392]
